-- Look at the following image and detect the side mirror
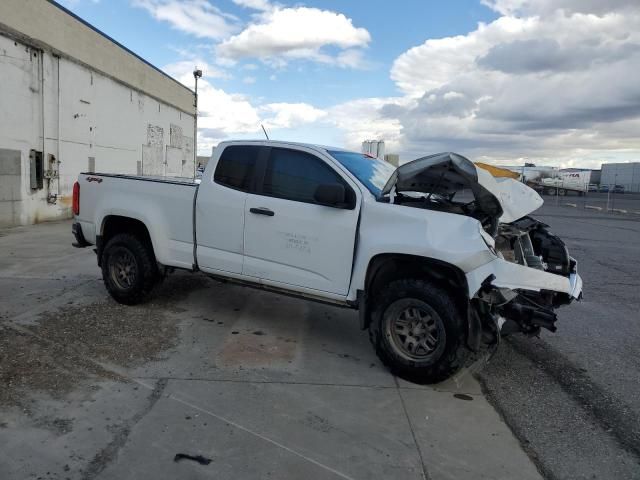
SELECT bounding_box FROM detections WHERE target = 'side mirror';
[314,183,348,208]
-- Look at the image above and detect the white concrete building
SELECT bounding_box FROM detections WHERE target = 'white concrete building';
[361,140,386,161]
[0,0,196,227]
[601,162,640,192]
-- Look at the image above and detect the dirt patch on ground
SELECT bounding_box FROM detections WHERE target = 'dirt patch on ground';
[0,274,209,411]
[0,324,116,411]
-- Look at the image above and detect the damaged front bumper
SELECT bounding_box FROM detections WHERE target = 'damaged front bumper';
[569,271,583,301]
[466,252,583,340]
[467,257,583,301]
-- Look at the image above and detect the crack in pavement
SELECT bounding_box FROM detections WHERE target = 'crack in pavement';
[134,375,479,395]
[142,381,359,480]
[394,376,431,480]
[82,378,168,480]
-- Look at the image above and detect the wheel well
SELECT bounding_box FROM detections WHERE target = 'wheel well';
[360,254,470,330]
[366,254,468,298]
[98,216,154,266]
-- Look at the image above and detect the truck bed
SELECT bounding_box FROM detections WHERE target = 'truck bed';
[76,172,198,270]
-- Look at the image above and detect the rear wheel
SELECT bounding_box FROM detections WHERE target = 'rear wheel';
[369,279,468,384]
[101,233,159,305]
[558,188,567,196]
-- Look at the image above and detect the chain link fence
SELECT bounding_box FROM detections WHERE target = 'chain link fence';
[539,188,640,215]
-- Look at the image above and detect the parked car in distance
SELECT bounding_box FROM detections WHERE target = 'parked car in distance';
[599,184,609,193]
[588,184,599,192]
[612,184,625,194]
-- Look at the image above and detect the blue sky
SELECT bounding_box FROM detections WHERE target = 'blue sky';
[62,0,497,104]
[58,0,640,167]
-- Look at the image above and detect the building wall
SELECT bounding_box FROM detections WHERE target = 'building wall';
[0,32,195,226]
[601,163,640,192]
[0,0,194,114]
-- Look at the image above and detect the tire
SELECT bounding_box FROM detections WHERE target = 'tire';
[369,279,468,384]
[101,233,159,305]
[558,188,566,196]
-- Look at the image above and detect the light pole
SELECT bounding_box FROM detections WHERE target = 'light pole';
[193,68,202,178]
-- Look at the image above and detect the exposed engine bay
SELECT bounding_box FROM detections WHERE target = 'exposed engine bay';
[380,152,582,343]
[488,216,576,336]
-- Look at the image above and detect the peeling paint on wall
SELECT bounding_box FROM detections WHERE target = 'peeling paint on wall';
[166,146,183,177]
[142,145,163,176]
[147,124,164,147]
[170,124,183,148]
[0,148,23,226]
[182,136,194,177]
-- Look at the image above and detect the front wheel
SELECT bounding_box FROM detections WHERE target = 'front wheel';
[101,233,159,305]
[369,279,468,384]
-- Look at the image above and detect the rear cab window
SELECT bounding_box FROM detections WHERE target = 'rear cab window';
[214,145,260,192]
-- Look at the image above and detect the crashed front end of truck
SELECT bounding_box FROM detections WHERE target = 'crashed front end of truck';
[381,152,583,345]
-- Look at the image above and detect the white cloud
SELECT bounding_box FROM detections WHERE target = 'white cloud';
[163,59,229,80]
[164,60,261,150]
[132,0,238,39]
[335,49,370,69]
[344,4,640,166]
[232,0,273,12]
[481,0,638,16]
[216,6,370,67]
[328,98,411,153]
[242,76,256,84]
[261,103,327,129]
[164,61,329,154]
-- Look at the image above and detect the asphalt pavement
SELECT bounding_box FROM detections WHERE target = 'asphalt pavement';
[479,203,640,479]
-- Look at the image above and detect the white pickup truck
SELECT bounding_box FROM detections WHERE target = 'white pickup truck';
[72,141,582,383]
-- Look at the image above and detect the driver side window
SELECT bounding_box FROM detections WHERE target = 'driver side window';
[262,148,350,205]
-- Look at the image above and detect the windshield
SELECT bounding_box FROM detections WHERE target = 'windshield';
[328,150,395,196]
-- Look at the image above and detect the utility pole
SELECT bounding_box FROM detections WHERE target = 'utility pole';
[193,68,202,178]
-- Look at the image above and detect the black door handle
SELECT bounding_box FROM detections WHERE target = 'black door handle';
[250,207,275,217]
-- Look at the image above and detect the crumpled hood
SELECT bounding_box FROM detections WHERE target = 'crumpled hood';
[381,152,543,223]
[487,175,544,223]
